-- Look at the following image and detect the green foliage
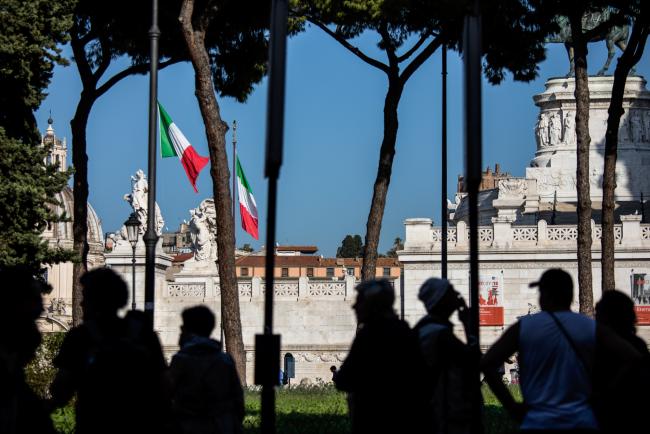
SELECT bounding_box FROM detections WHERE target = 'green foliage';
[0,129,75,274]
[385,236,403,258]
[51,406,75,434]
[336,234,364,258]
[0,0,75,143]
[240,243,255,252]
[25,332,65,399]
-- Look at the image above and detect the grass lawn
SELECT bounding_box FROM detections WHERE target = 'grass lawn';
[52,384,521,434]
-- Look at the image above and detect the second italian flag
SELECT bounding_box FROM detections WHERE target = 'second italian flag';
[236,156,259,240]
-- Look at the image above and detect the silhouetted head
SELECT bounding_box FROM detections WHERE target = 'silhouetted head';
[596,290,636,336]
[353,279,395,323]
[181,305,216,338]
[330,365,337,373]
[418,278,461,319]
[529,268,573,312]
[0,266,48,325]
[81,268,128,320]
[0,266,48,365]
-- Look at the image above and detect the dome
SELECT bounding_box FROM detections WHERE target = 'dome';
[47,186,104,253]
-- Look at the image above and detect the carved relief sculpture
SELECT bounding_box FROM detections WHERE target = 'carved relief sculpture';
[536,113,550,148]
[620,115,631,142]
[630,111,644,142]
[498,178,528,198]
[549,112,562,145]
[123,169,164,235]
[562,110,575,145]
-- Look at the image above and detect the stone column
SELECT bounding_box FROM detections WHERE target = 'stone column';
[456,221,468,247]
[621,214,643,247]
[298,276,308,299]
[491,216,514,248]
[404,218,433,249]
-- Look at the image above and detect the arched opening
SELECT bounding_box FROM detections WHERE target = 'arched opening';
[283,353,295,385]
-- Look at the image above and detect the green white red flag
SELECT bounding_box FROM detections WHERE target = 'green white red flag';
[236,156,259,240]
[158,102,209,192]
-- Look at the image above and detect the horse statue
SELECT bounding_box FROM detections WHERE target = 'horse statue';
[546,8,631,77]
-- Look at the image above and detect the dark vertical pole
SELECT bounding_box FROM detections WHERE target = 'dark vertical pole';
[225,121,237,348]
[143,0,160,325]
[441,43,448,279]
[131,245,137,310]
[256,1,287,433]
[464,0,483,432]
[400,267,405,320]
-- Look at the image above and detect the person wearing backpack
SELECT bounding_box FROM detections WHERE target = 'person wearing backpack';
[167,305,244,434]
[49,268,170,434]
[482,268,642,433]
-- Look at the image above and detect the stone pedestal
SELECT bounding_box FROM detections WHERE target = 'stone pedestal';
[527,75,650,201]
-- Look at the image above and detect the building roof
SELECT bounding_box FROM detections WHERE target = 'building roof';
[275,245,319,253]
[235,255,400,267]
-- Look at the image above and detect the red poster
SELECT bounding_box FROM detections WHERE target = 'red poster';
[479,274,504,326]
[631,272,650,325]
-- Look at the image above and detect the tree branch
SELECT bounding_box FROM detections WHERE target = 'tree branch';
[397,30,433,63]
[92,35,112,82]
[399,35,442,85]
[71,25,95,89]
[95,58,183,99]
[306,17,389,73]
[378,21,398,69]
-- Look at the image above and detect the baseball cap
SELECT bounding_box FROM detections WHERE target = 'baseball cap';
[529,268,573,291]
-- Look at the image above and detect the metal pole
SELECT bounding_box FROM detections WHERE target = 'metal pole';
[256,1,287,433]
[131,245,137,310]
[463,0,483,432]
[143,0,160,325]
[441,43,448,279]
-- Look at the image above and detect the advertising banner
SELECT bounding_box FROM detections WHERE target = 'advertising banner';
[479,272,504,326]
[631,272,650,325]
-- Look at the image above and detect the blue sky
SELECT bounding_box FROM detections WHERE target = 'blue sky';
[36,26,650,257]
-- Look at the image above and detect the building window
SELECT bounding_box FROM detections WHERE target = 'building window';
[241,267,249,277]
[383,267,391,277]
[346,267,355,276]
[306,267,314,277]
[281,268,289,278]
[326,267,334,278]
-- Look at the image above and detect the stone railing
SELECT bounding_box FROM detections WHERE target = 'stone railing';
[166,276,371,301]
[404,215,650,251]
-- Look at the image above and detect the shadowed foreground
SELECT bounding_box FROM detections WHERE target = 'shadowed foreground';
[50,385,520,434]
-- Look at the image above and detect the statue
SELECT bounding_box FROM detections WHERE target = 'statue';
[188,199,217,262]
[620,116,631,142]
[545,8,630,77]
[536,113,550,148]
[630,111,644,142]
[549,112,562,145]
[562,110,575,145]
[122,169,164,236]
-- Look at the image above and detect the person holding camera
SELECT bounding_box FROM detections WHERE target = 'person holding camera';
[414,278,480,434]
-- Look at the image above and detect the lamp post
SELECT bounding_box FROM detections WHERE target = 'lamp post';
[125,213,141,310]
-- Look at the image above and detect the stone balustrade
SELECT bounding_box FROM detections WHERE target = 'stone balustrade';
[405,215,649,251]
[166,276,362,301]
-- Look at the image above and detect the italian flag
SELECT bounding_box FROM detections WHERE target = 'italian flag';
[236,156,259,240]
[158,102,210,192]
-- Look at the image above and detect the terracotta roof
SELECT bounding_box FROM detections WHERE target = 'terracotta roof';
[235,255,400,267]
[172,252,194,263]
[275,245,318,253]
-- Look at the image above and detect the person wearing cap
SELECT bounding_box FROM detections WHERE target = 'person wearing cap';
[414,278,479,434]
[334,279,422,434]
[482,268,641,433]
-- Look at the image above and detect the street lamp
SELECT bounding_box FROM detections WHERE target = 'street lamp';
[125,212,141,310]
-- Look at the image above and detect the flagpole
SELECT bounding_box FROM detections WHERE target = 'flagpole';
[144,0,160,325]
[225,120,237,349]
[257,1,287,433]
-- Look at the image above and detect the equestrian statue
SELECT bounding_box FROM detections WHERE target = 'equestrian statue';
[546,8,633,77]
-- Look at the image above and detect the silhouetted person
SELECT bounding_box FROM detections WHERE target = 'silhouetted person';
[330,365,337,381]
[593,290,650,434]
[49,268,169,434]
[482,269,641,433]
[414,278,480,434]
[334,279,421,434]
[168,305,244,434]
[0,267,55,434]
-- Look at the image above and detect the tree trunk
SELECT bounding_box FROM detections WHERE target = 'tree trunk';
[70,90,95,326]
[602,20,648,291]
[361,78,404,281]
[180,0,246,382]
[571,22,594,317]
